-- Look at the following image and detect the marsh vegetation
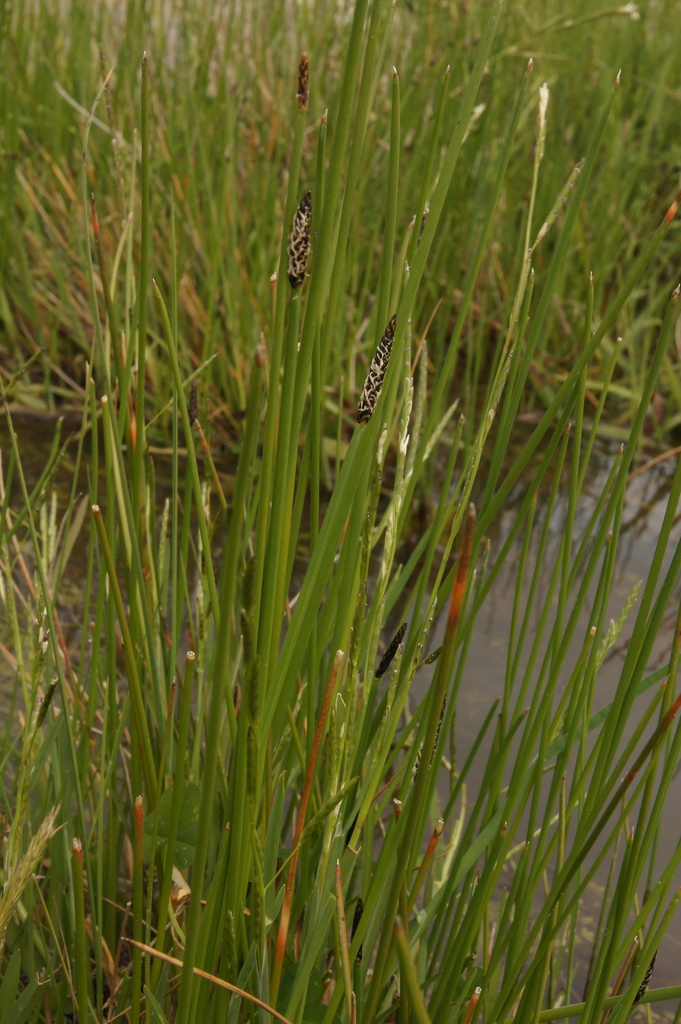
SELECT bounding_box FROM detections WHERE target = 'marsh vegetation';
[1,1,681,1022]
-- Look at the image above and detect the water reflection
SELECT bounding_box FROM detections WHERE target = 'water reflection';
[423,437,681,997]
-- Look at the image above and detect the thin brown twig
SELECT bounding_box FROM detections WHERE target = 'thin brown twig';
[126,940,295,1024]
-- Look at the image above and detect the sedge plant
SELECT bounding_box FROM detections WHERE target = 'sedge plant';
[1,2,681,1023]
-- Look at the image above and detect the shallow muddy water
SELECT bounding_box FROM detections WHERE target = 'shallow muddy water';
[421,435,681,1000]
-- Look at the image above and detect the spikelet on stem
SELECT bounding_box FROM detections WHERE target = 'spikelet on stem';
[287,191,312,289]
[297,52,309,110]
[357,314,396,424]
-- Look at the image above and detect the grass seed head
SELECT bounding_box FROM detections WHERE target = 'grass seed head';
[297,53,309,109]
[375,621,408,678]
[287,191,312,289]
[357,314,397,424]
[352,897,364,964]
[634,949,658,1003]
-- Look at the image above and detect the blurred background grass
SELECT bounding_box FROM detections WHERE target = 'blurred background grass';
[1,0,679,438]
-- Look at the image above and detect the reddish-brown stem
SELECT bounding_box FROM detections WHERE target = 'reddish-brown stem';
[462,987,482,1024]
[407,818,444,916]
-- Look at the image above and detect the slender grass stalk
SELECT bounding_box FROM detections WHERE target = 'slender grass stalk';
[80,67,115,396]
[91,504,156,797]
[335,862,355,1022]
[91,192,122,379]
[407,818,443,918]
[72,838,89,1024]
[376,67,400,339]
[271,650,344,1004]
[131,795,144,1024]
[152,650,196,982]
[394,923,432,1024]
[132,53,150,525]
[258,293,304,686]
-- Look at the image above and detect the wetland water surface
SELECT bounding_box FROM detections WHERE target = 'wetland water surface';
[1,416,680,1003]
[421,435,681,998]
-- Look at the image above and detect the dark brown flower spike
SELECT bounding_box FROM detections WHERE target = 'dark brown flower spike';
[351,897,364,965]
[634,949,658,1004]
[418,203,429,246]
[357,314,396,424]
[297,53,309,110]
[287,191,312,289]
[35,679,58,730]
[375,622,408,678]
[413,695,446,777]
[189,382,198,425]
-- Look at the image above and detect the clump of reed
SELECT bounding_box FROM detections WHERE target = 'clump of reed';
[1,2,681,1024]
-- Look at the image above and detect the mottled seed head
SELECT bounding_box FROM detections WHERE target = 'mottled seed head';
[375,621,408,678]
[634,949,658,1004]
[287,191,312,289]
[357,314,397,424]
